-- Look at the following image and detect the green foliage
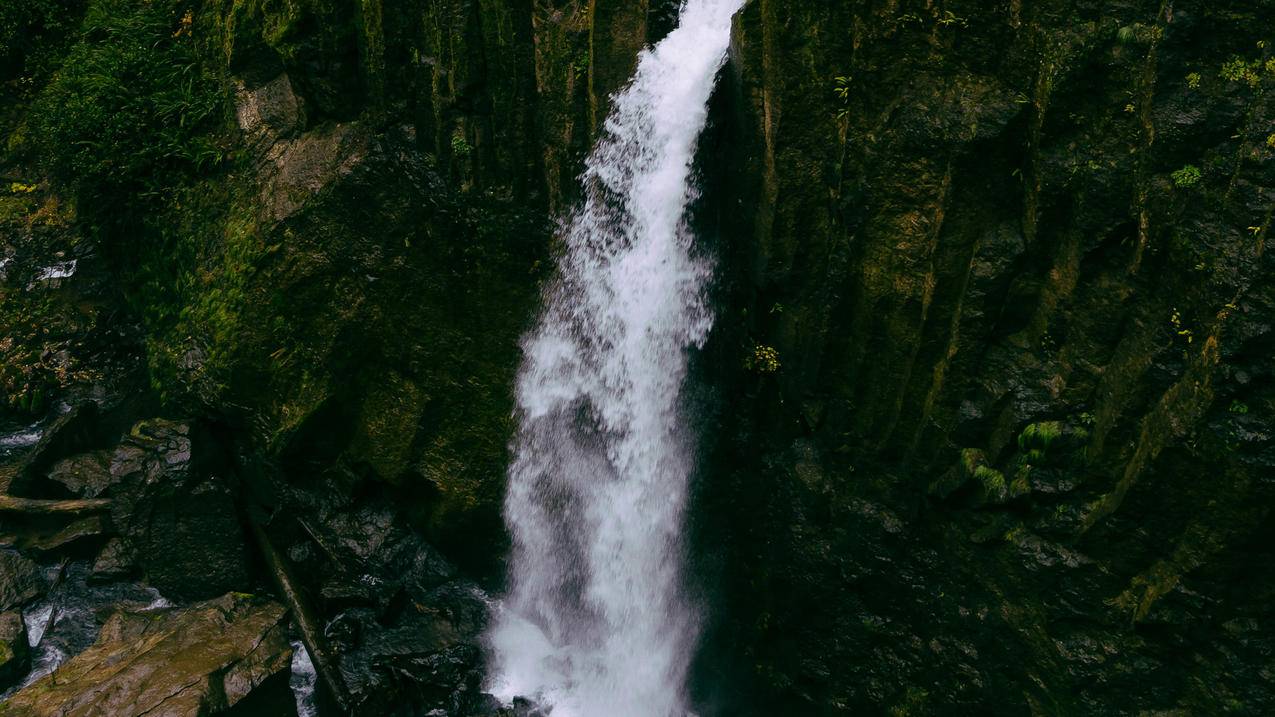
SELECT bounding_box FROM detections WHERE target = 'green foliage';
[833,75,852,120]
[1229,400,1249,415]
[25,0,224,218]
[746,344,781,374]
[1219,45,1275,89]
[0,0,83,83]
[1018,421,1062,453]
[451,130,473,159]
[1186,72,1202,89]
[1220,57,1262,87]
[897,10,966,30]
[973,465,1006,497]
[1170,308,1194,344]
[1171,164,1202,188]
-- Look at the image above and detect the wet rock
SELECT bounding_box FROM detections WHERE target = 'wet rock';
[107,420,250,601]
[287,490,486,715]
[88,538,134,583]
[0,550,45,611]
[16,562,167,688]
[10,404,105,496]
[20,515,106,556]
[45,450,113,498]
[1,592,294,717]
[0,611,30,690]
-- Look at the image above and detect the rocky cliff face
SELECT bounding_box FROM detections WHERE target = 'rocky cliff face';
[2,0,1273,715]
[699,1,1275,714]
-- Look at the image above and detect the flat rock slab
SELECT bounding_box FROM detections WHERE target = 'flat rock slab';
[0,592,294,717]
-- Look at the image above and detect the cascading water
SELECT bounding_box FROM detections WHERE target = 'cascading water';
[485,1,744,715]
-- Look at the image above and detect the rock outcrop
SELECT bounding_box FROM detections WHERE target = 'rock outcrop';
[696,1,1275,713]
[0,611,30,691]
[0,592,294,717]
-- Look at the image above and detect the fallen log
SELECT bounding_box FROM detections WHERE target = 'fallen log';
[247,507,353,714]
[0,495,111,516]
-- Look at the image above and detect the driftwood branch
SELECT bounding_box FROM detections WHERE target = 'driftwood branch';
[248,510,353,714]
[0,495,111,516]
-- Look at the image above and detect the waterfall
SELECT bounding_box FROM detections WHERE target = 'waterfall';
[485,1,743,715]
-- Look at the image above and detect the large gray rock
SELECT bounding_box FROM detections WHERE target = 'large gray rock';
[0,592,295,717]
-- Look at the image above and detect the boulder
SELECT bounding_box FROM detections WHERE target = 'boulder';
[281,487,487,715]
[10,404,104,496]
[0,593,295,717]
[88,538,134,583]
[45,451,113,498]
[0,550,45,611]
[0,611,30,690]
[107,420,251,601]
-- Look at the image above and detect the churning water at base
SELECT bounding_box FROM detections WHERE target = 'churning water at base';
[485,1,744,715]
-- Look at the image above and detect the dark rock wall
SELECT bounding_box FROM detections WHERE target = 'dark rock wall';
[700,0,1275,714]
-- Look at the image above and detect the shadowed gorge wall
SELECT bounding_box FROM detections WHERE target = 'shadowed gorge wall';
[699,0,1275,714]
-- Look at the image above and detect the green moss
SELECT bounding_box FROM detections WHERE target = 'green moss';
[351,370,425,482]
[960,447,985,475]
[974,465,1007,497]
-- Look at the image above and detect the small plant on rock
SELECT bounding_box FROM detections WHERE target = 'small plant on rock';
[833,75,852,120]
[745,344,780,374]
[1018,421,1062,459]
[451,130,472,159]
[1171,165,1202,188]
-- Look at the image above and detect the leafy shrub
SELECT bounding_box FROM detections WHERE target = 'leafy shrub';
[1171,165,1202,188]
[25,0,224,218]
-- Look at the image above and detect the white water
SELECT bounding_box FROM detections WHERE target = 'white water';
[485,1,742,715]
